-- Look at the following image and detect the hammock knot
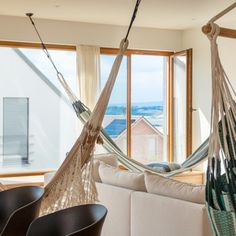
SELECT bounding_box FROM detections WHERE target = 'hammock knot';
[207,22,220,41]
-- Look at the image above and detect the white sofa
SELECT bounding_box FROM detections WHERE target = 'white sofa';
[44,153,213,236]
[96,182,213,236]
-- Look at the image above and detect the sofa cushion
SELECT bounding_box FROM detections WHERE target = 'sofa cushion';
[94,153,118,166]
[99,163,146,192]
[144,171,205,204]
[93,153,118,182]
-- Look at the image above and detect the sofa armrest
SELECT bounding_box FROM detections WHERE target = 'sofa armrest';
[96,182,134,236]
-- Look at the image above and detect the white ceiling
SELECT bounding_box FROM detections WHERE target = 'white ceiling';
[1,0,236,30]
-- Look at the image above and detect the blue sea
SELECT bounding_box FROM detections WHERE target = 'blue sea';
[105,101,163,117]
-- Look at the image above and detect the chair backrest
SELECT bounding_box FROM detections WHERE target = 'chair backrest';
[0,186,44,236]
[27,204,108,236]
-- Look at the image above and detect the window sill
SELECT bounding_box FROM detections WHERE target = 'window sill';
[0,170,55,189]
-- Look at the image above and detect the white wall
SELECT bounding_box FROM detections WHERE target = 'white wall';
[0,15,182,51]
[183,26,236,152]
[0,47,77,172]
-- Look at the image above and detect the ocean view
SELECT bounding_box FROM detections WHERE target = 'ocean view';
[105,101,164,127]
[106,101,163,117]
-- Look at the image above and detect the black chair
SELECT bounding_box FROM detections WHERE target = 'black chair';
[26,204,108,236]
[0,186,44,236]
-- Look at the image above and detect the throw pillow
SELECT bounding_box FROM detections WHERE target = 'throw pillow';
[144,171,205,204]
[99,162,146,192]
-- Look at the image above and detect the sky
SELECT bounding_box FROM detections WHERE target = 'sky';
[20,48,166,106]
[101,54,166,105]
[20,48,77,96]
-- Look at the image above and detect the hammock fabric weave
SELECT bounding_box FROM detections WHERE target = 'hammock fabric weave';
[205,3,236,235]
[40,39,128,215]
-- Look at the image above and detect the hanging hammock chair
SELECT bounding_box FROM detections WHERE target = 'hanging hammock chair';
[202,2,236,235]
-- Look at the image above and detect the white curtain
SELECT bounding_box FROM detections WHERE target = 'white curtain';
[76,45,100,110]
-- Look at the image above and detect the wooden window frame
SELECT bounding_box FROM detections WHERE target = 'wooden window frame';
[169,49,192,162]
[101,48,174,159]
[0,40,192,178]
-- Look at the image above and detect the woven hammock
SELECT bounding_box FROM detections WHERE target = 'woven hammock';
[204,3,236,235]
[40,39,128,215]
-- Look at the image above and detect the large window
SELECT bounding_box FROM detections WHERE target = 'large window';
[101,49,192,164]
[0,41,192,175]
[101,50,171,163]
[0,44,77,173]
[101,55,128,154]
[131,55,167,163]
[3,98,29,165]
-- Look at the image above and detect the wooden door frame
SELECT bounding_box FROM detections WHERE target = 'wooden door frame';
[168,49,192,162]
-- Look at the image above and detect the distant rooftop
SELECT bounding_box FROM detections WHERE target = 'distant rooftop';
[104,119,135,138]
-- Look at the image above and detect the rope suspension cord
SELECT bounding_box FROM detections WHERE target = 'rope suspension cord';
[124,0,141,42]
[26,13,78,104]
[26,0,142,72]
[26,0,142,106]
[208,2,236,23]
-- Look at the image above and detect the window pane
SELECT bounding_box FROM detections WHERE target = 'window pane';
[0,46,77,173]
[100,55,128,154]
[173,55,187,163]
[3,98,29,164]
[131,55,168,163]
[18,48,77,96]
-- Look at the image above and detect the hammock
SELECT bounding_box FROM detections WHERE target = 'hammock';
[202,3,236,235]
[25,0,140,215]
[26,16,210,178]
[40,40,129,215]
[23,0,221,181]
[74,100,209,177]
[22,3,236,230]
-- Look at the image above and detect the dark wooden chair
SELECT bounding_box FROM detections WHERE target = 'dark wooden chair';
[0,186,44,236]
[26,204,108,236]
